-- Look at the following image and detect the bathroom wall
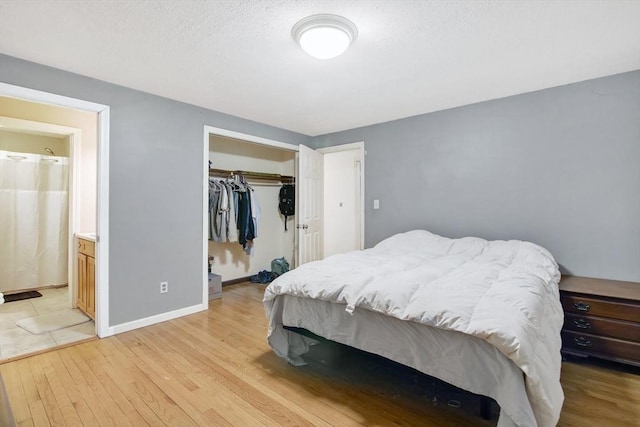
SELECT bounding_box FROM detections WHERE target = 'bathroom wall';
[0,129,69,156]
[0,96,97,232]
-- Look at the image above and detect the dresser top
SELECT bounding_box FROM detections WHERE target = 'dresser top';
[559,275,640,301]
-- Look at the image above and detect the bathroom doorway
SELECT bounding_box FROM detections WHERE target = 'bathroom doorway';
[0,113,96,361]
[0,82,111,361]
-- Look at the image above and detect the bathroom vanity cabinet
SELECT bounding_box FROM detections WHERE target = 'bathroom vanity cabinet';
[77,237,96,320]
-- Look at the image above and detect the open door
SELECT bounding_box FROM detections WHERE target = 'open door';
[296,144,323,266]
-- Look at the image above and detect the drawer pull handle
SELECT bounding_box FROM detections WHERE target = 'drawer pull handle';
[574,337,591,347]
[573,302,590,312]
[573,319,591,329]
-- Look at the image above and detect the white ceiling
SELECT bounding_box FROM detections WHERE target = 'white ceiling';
[0,1,639,136]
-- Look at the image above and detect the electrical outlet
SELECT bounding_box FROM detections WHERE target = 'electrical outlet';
[160,281,168,293]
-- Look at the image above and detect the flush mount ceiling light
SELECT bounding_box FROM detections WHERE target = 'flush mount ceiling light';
[292,14,357,60]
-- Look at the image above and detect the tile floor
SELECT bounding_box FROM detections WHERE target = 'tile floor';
[0,287,95,361]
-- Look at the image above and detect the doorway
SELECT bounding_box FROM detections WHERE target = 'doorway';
[207,134,297,282]
[319,142,365,258]
[0,115,96,360]
[0,82,111,344]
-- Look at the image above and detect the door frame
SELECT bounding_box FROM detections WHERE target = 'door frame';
[0,82,111,338]
[317,141,365,252]
[202,125,298,305]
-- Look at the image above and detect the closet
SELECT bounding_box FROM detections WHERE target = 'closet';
[208,135,296,282]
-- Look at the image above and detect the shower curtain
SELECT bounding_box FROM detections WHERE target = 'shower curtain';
[0,150,69,293]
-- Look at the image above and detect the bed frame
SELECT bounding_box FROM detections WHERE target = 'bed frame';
[283,325,498,421]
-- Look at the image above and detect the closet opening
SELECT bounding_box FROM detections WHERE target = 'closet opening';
[207,134,297,288]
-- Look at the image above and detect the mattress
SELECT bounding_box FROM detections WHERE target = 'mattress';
[264,230,564,427]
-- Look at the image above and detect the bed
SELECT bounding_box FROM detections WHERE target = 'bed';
[263,230,564,427]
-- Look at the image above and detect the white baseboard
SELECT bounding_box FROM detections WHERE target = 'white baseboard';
[104,303,207,337]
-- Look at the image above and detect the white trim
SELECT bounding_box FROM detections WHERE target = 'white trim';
[108,303,206,335]
[68,132,80,310]
[202,127,210,308]
[1,82,111,338]
[96,108,110,337]
[316,141,364,154]
[204,125,299,152]
[0,83,107,113]
[317,141,365,250]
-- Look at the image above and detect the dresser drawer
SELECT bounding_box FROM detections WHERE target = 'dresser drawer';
[562,330,640,363]
[564,313,640,342]
[78,238,95,257]
[561,294,640,322]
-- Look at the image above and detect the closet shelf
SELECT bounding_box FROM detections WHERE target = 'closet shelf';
[209,168,294,183]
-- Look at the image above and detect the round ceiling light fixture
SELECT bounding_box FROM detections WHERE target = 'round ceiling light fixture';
[292,14,358,60]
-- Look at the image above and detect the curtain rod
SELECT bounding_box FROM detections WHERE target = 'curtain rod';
[209,167,294,183]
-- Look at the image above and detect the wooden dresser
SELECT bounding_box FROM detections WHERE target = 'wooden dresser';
[559,276,640,367]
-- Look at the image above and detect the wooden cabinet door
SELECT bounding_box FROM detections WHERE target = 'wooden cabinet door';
[77,252,87,312]
[87,255,96,319]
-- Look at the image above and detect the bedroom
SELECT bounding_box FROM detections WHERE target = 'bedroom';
[0,1,638,426]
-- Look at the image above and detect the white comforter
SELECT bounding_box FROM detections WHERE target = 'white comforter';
[264,230,564,427]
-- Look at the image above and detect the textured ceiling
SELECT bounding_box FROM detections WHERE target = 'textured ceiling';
[0,0,639,136]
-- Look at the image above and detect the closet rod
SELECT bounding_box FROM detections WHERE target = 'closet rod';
[209,168,294,183]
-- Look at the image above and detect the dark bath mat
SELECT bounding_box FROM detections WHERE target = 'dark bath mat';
[3,290,42,303]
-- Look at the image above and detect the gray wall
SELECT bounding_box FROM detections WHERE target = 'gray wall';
[312,71,640,282]
[0,54,311,326]
[1,52,637,319]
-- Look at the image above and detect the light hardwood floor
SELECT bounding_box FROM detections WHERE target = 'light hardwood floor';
[1,283,638,426]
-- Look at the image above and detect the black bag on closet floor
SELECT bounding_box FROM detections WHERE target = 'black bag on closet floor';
[279,184,295,231]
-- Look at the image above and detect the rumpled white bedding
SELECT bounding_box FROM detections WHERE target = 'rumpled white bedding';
[264,230,564,427]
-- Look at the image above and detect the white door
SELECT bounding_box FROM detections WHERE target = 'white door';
[296,144,323,266]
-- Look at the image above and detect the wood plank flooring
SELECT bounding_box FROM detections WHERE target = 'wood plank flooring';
[1,283,638,426]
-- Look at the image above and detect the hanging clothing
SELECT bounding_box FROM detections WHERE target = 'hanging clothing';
[249,187,261,238]
[237,189,255,248]
[208,175,261,255]
[209,180,228,242]
[208,181,220,241]
[243,187,261,256]
[224,182,238,243]
[215,181,229,243]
